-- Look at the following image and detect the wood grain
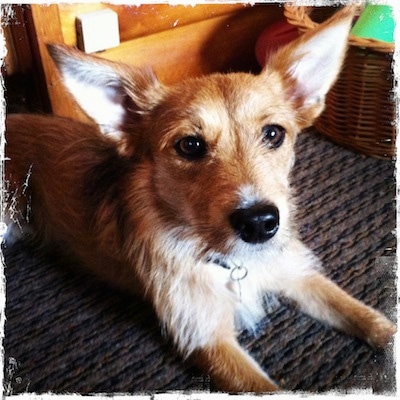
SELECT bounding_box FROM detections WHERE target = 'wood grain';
[27,4,89,121]
[57,3,249,45]
[24,4,282,120]
[98,6,282,84]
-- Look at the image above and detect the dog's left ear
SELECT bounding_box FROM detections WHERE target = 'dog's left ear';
[265,6,355,128]
[48,44,164,137]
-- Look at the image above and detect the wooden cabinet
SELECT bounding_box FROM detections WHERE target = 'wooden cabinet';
[6,3,282,121]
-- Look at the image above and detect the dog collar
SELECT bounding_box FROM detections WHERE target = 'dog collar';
[207,257,230,270]
[207,257,248,278]
[208,257,248,301]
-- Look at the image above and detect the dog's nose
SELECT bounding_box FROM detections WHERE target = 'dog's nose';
[229,204,279,244]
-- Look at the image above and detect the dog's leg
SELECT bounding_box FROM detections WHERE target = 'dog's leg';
[152,265,278,392]
[281,271,396,348]
[193,336,278,392]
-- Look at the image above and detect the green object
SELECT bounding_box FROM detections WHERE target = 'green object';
[351,5,395,43]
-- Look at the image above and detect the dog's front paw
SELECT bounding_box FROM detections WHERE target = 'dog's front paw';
[366,313,396,349]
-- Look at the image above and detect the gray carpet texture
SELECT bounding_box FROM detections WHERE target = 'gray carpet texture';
[2,129,396,394]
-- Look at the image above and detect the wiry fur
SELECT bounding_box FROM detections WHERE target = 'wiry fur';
[4,7,395,392]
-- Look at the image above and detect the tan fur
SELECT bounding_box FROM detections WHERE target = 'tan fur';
[4,7,395,392]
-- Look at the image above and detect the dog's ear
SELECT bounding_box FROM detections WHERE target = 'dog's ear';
[47,44,164,136]
[265,6,355,128]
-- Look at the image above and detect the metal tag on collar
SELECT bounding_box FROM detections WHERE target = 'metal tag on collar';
[230,263,248,281]
[230,262,248,303]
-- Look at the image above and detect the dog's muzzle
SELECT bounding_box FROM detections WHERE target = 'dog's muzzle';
[229,203,279,244]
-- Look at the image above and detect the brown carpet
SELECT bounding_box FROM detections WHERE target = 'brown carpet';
[2,129,396,394]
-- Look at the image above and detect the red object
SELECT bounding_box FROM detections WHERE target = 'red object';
[255,20,299,67]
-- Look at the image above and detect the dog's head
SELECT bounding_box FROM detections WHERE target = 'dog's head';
[48,7,354,261]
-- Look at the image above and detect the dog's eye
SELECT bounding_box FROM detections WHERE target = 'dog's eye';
[261,125,285,149]
[174,136,207,160]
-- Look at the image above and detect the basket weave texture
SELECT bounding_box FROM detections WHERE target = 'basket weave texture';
[284,5,395,159]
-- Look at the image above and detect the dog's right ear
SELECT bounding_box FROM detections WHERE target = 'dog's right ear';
[47,44,164,137]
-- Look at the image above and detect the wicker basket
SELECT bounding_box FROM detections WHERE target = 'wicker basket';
[284,5,395,159]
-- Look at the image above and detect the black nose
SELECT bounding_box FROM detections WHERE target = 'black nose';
[229,204,279,244]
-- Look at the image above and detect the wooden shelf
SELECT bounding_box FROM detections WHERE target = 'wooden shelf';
[7,3,283,121]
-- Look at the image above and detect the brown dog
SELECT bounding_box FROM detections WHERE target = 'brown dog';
[4,7,395,392]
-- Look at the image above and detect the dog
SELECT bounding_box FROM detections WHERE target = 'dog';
[4,6,396,392]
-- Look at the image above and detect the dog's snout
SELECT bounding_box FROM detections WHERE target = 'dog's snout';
[229,204,279,244]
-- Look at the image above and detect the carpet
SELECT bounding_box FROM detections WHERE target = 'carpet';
[2,129,396,394]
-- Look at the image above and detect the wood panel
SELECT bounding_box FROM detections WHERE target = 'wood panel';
[98,5,282,84]
[3,5,32,76]
[26,4,89,120]
[25,3,282,120]
[57,3,249,45]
